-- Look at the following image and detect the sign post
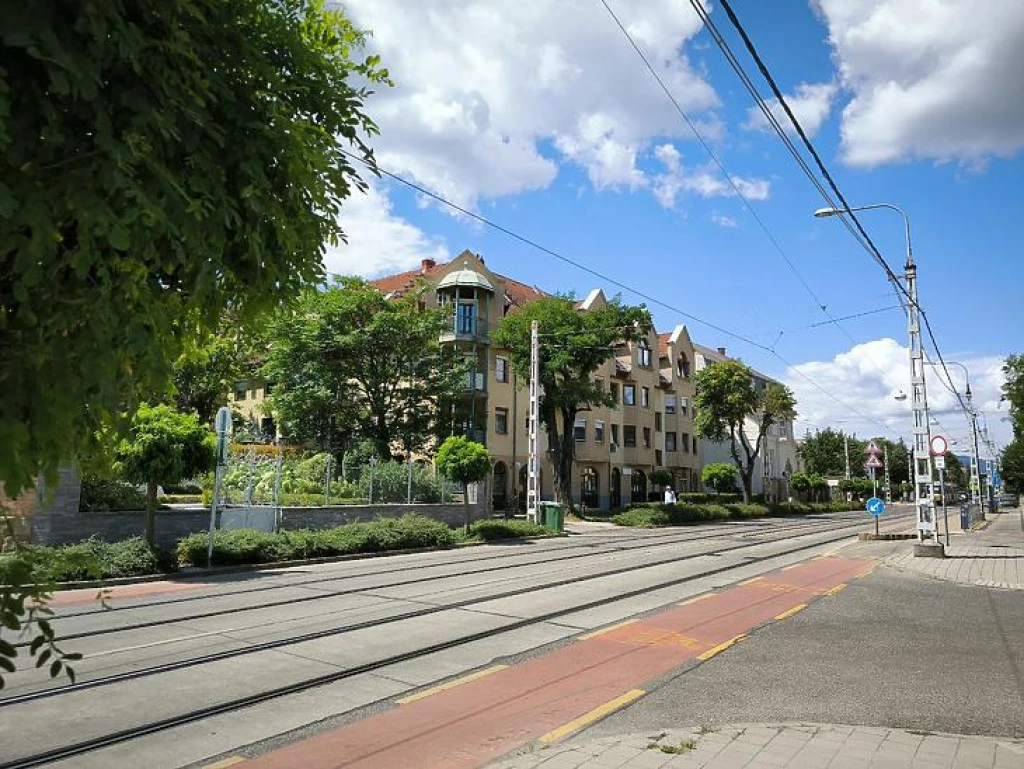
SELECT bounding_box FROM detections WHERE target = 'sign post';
[208,406,232,568]
[864,441,884,500]
[866,496,885,537]
[930,435,950,547]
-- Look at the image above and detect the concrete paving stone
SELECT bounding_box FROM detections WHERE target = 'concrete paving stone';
[620,749,676,769]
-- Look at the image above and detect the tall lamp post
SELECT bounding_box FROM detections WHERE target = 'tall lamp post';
[814,203,942,555]
[923,360,983,514]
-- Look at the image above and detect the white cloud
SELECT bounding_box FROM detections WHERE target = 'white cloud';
[815,0,1024,166]
[651,143,771,208]
[743,81,837,138]
[711,213,738,228]
[325,180,448,278]
[346,0,720,208]
[785,338,1012,448]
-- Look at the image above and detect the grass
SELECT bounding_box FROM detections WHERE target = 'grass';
[647,739,697,754]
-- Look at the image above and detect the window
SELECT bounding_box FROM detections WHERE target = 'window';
[776,423,787,438]
[682,433,691,453]
[610,382,620,403]
[623,425,637,447]
[665,395,676,414]
[234,382,247,401]
[655,449,663,466]
[655,412,662,432]
[643,426,651,448]
[496,357,509,383]
[641,387,650,408]
[581,467,599,509]
[594,377,604,393]
[666,432,677,451]
[495,407,509,435]
[263,382,273,395]
[611,424,620,445]
[594,420,605,443]
[677,354,691,378]
[680,397,689,417]
[623,385,636,405]
[638,340,651,367]
[573,419,587,441]
[692,436,698,452]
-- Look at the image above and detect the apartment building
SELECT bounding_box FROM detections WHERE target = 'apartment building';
[693,344,801,501]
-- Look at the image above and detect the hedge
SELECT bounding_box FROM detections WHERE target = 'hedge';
[12,537,175,582]
[611,500,863,528]
[459,519,551,542]
[176,514,458,567]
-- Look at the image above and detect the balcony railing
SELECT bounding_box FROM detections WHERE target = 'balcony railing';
[440,309,489,343]
[462,372,487,392]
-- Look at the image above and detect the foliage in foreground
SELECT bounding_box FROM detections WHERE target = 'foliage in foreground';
[17,538,171,583]
[176,515,458,567]
[610,500,863,528]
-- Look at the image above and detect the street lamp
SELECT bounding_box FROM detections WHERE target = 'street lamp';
[923,360,983,514]
[815,203,942,554]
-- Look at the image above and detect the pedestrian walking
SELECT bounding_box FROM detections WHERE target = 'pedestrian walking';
[664,486,676,505]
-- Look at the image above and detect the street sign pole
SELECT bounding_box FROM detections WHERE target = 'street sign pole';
[208,406,232,569]
[940,466,949,546]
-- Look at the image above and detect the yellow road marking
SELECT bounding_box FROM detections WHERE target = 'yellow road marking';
[679,592,714,605]
[780,563,804,571]
[824,583,848,596]
[203,758,246,769]
[578,619,639,640]
[612,626,702,649]
[697,634,746,661]
[739,577,763,585]
[539,689,646,743]
[774,603,808,621]
[397,664,508,704]
[854,565,878,579]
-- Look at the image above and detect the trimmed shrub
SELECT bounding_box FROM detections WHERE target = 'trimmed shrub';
[176,514,457,567]
[27,537,171,582]
[79,476,147,511]
[611,500,860,528]
[158,494,203,504]
[463,520,550,541]
[676,492,741,505]
[610,507,670,527]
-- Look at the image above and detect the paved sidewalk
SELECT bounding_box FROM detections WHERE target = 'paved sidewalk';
[489,723,1024,768]
[886,510,1024,590]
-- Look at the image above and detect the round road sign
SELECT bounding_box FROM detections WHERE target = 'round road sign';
[929,434,948,457]
[866,497,885,517]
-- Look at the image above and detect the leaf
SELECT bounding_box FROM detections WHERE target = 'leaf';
[49,659,62,678]
[0,639,16,657]
[0,656,15,673]
[62,652,83,661]
[36,649,52,668]
[29,635,46,654]
[65,665,76,684]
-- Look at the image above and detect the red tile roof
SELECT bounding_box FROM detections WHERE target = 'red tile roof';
[657,332,672,356]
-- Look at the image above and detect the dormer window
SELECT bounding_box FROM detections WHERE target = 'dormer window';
[637,340,651,368]
[676,353,691,378]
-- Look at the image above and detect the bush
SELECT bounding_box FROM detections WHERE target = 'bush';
[610,507,670,527]
[27,537,171,582]
[611,500,859,527]
[176,514,457,567]
[79,476,147,511]
[163,482,202,495]
[356,461,441,503]
[463,519,551,541]
[158,494,203,504]
[676,492,741,505]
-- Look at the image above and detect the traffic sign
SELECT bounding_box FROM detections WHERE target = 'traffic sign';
[933,455,946,470]
[929,435,948,457]
[865,440,883,456]
[865,454,883,469]
[992,470,1002,488]
[866,497,885,517]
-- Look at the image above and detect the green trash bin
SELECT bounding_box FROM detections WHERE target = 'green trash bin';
[539,501,565,533]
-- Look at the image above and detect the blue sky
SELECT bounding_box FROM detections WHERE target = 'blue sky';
[330,0,1022,450]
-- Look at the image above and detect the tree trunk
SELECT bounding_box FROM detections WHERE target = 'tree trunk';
[738,467,753,504]
[145,478,158,547]
[462,481,470,535]
[545,407,576,514]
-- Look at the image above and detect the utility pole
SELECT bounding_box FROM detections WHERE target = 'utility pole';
[906,253,940,551]
[884,444,891,504]
[526,320,540,522]
[967,385,983,515]
[844,432,851,480]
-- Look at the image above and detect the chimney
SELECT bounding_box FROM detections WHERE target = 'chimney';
[420,258,436,273]
[717,347,727,356]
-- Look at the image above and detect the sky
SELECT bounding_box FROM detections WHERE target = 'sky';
[328,0,1023,454]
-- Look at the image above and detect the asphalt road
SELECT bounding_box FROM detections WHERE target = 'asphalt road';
[584,542,1024,740]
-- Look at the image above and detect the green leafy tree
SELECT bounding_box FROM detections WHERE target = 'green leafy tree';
[702,463,739,495]
[114,405,215,545]
[492,295,652,512]
[1001,437,1024,493]
[789,471,811,500]
[1002,354,1024,435]
[263,278,465,461]
[651,469,674,491]
[694,360,797,503]
[1,0,387,498]
[435,436,491,533]
[809,474,829,502]
[937,451,966,489]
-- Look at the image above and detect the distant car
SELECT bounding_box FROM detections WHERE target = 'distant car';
[999,493,1018,508]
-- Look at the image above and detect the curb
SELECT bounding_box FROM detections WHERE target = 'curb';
[858,532,917,541]
[50,532,563,592]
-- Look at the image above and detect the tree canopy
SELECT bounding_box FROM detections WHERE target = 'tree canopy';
[262,278,465,461]
[435,436,491,533]
[491,295,652,512]
[0,0,387,496]
[693,360,796,503]
[701,463,739,495]
[1002,354,1024,493]
[114,404,215,544]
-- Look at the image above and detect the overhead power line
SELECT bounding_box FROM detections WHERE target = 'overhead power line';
[712,0,970,418]
[339,147,901,438]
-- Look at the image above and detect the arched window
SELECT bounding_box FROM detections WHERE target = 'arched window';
[492,461,508,511]
[610,468,622,509]
[580,467,599,510]
[631,470,647,502]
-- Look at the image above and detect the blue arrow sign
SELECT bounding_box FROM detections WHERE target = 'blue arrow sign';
[992,470,1002,488]
[866,497,885,517]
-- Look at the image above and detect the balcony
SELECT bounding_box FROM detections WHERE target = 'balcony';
[440,309,489,344]
[462,371,487,393]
